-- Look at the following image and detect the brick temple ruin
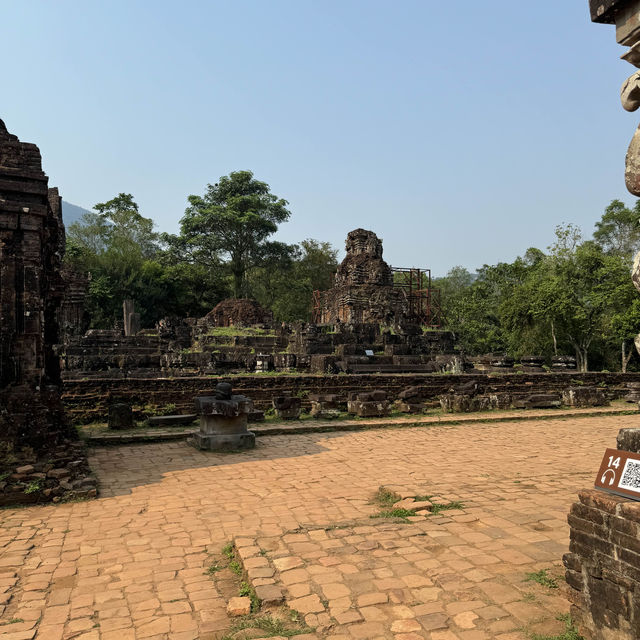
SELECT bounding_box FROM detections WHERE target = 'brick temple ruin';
[59,228,461,379]
[0,120,92,506]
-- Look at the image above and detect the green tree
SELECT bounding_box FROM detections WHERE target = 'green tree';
[435,266,506,355]
[66,194,161,326]
[249,239,338,321]
[179,171,291,297]
[593,199,640,260]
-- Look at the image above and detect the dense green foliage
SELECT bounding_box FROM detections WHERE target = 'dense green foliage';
[65,174,338,328]
[170,171,292,298]
[435,203,640,371]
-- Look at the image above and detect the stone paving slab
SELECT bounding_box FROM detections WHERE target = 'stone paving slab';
[0,412,637,639]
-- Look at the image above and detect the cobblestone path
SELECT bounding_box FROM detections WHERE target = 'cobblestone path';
[0,413,636,639]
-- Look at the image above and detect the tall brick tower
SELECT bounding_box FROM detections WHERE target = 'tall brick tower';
[0,119,69,451]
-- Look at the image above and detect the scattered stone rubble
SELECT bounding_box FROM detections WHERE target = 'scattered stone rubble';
[309,394,343,419]
[347,390,390,417]
[272,394,302,420]
[206,297,273,327]
[440,380,609,413]
[0,119,92,505]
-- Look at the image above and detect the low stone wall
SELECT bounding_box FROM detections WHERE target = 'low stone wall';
[564,489,640,640]
[62,371,640,424]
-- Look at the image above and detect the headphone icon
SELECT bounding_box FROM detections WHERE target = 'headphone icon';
[601,469,616,486]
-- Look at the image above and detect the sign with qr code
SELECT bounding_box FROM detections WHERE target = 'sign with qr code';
[594,448,640,501]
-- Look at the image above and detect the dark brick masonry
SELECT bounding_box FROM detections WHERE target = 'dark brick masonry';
[62,371,639,424]
[0,120,92,505]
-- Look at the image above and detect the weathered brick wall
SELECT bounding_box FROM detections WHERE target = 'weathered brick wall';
[0,120,91,506]
[0,119,70,449]
[62,371,640,423]
[564,489,640,640]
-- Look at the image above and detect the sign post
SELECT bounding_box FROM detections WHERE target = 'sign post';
[594,448,640,501]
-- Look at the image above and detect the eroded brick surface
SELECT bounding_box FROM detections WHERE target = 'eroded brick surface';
[0,413,635,638]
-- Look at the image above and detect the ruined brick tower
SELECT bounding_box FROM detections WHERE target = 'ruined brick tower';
[319,228,407,325]
[0,119,69,450]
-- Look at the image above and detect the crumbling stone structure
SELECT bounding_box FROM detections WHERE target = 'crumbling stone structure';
[58,266,90,339]
[272,394,301,420]
[318,229,408,325]
[205,298,272,327]
[0,120,91,504]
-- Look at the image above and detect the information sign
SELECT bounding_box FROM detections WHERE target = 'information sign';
[594,448,640,501]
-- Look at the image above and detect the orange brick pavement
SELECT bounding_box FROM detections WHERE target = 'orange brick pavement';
[0,413,637,639]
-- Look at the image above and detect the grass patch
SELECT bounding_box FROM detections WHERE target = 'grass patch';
[206,563,222,575]
[220,610,314,639]
[429,500,465,515]
[0,619,24,626]
[229,560,243,576]
[530,614,584,640]
[525,568,559,589]
[371,486,401,508]
[24,479,43,495]
[207,326,276,338]
[239,580,260,612]
[370,508,416,522]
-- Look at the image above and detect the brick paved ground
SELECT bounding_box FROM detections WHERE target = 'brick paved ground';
[0,413,637,639]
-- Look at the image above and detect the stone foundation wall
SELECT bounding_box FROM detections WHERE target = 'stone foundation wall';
[564,489,640,640]
[62,371,639,423]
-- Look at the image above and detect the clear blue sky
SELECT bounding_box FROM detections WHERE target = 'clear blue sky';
[1,1,634,274]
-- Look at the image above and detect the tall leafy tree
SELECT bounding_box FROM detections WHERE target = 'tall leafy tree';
[593,199,640,260]
[179,171,291,297]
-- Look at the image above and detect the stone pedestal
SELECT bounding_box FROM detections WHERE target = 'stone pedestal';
[191,383,255,450]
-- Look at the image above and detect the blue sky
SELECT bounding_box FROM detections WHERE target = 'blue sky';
[1,1,634,274]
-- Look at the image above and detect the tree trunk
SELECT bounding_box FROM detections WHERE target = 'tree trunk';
[232,269,243,298]
[551,320,558,356]
[574,346,588,372]
[580,348,588,373]
[622,340,634,373]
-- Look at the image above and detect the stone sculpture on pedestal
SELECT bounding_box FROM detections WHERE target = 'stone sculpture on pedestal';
[190,382,256,450]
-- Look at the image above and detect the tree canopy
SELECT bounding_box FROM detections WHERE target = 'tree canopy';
[176,171,291,298]
[435,205,640,372]
[64,176,337,328]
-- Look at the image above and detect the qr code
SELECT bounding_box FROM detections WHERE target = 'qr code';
[618,459,640,492]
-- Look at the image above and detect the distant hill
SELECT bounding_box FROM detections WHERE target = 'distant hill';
[61,201,92,227]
